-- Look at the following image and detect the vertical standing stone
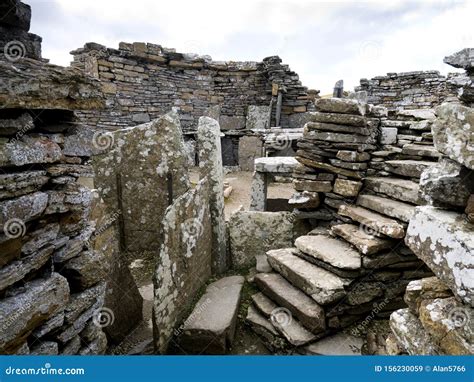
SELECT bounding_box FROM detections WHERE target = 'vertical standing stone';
[249,171,268,211]
[197,116,228,274]
[333,80,344,98]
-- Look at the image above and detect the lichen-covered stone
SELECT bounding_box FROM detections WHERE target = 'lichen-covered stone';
[405,206,474,306]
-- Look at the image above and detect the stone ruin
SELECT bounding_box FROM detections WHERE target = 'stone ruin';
[0,0,472,356]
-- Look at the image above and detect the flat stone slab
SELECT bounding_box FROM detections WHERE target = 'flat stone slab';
[315,98,367,115]
[255,254,272,273]
[385,160,437,178]
[405,206,474,306]
[255,273,326,334]
[295,235,362,270]
[402,144,441,158]
[245,305,282,349]
[331,224,394,255]
[254,157,298,173]
[309,111,367,127]
[357,194,416,223]
[338,205,406,239]
[251,292,278,317]
[302,333,364,355]
[266,248,349,305]
[180,276,244,354]
[272,313,317,347]
[364,177,423,204]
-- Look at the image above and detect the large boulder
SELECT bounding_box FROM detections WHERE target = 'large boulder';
[405,206,474,306]
[432,103,474,170]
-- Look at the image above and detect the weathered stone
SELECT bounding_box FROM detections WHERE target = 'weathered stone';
[0,170,49,200]
[153,178,212,354]
[333,178,362,197]
[32,312,64,339]
[255,273,326,333]
[305,121,373,136]
[79,330,107,355]
[402,144,441,158]
[59,250,108,292]
[302,333,364,355]
[385,160,437,178]
[30,341,59,355]
[432,103,474,170]
[315,98,367,115]
[266,248,350,305]
[229,211,296,268]
[444,48,474,70]
[245,305,282,350]
[308,111,367,127]
[295,235,361,270]
[389,308,440,355]
[365,177,423,204]
[272,313,317,346]
[0,192,48,231]
[404,277,453,314]
[60,336,82,355]
[380,127,397,144]
[0,273,70,354]
[251,292,278,317]
[0,136,62,167]
[94,111,190,252]
[296,156,363,179]
[246,105,270,130]
[306,130,374,144]
[219,115,246,130]
[179,276,244,354]
[347,282,384,305]
[238,136,263,171]
[336,150,370,162]
[338,205,406,239]
[332,224,394,255]
[357,194,416,223]
[466,195,474,222]
[249,171,267,211]
[254,156,298,173]
[288,191,320,209]
[418,297,473,355]
[294,179,332,193]
[405,206,474,306]
[419,158,474,207]
[198,116,228,273]
[255,254,272,273]
[329,159,367,171]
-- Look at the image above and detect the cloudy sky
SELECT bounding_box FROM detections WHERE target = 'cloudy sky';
[29,0,472,94]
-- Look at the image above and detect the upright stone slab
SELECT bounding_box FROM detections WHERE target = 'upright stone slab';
[246,105,271,130]
[94,111,190,253]
[238,135,263,171]
[197,116,228,274]
[153,178,212,354]
[405,206,474,306]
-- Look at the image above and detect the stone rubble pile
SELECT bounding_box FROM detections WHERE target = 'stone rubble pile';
[388,48,474,355]
[0,56,109,354]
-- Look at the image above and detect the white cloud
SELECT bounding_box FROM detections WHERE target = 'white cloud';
[29,0,470,94]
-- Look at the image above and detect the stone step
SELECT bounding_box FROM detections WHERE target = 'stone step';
[364,176,423,204]
[249,293,317,347]
[401,144,441,158]
[357,194,416,223]
[331,224,395,255]
[266,248,350,305]
[384,160,437,178]
[254,273,326,334]
[301,333,364,355]
[178,276,244,354]
[338,205,406,239]
[245,305,282,351]
[294,234,361,270]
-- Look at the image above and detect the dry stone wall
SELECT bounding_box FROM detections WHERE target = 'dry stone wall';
[356,71,460,111]
[0,53,110,354]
